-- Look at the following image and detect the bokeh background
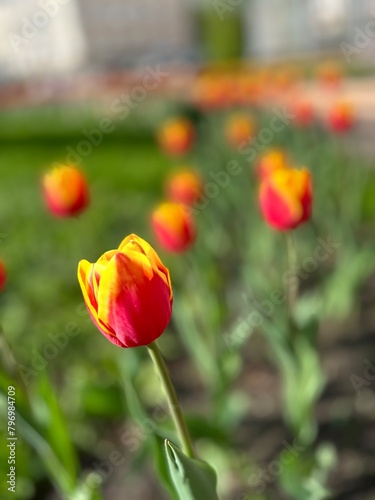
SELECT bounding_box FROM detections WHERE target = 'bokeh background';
[1,1,375,499]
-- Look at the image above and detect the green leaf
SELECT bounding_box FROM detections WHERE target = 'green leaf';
[69,472,104,500]
[32,371,78,484]
[12,409,75,495]
[153,435,178,500]
[164,440,218,500]
[277,336,325,444]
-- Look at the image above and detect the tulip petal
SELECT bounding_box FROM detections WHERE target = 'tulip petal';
[260,168,312,230]
[118,234,173,299]
[97,252,172,347]
[77,259,117,340]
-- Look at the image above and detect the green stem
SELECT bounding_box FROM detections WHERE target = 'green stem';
[286,233,298,312]
[285,232,298,346]
[0,323,18,376]
[147,341,195,459]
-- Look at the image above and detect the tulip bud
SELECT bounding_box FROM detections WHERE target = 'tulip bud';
[42,165,90,217]
[328,101,354,133]
[256,149,289,180]
[0,261,6,291]
[77,234,173,348]
[225,113,255,149]
[259,168,312,231]
[165,169,203,206]
[151,202,196,253]
[158,118,195,156]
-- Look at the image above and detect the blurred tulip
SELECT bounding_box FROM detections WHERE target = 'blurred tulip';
[274,69,295,92]
[259,168,312,230]
[151,202,196,253]
[257,149,289,180]
[193,74,232,110]
[158,118,195,156]
[0,261,6,291]
[77,234,173,348]
[236,73,261,105]
[328,101,354,133]
[317,62,342,90]
[292,99,314,127]
[165,169,203,206]
[42,165,89,217]
[225,113,256,149]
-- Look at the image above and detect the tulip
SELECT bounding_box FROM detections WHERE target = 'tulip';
[328,101,354,133]
[151,202,196,253]
[259,168,312,230]
[193,74,232,110]
[165,169,203,206]
[225,113,255,149]
[237,73,261,105]
[317,62,342,90]
[256,149,289,180]
[158,118,195,156]
[292,99,314,127]
[0,261,6,291]
[42,165,89,217]
[273,68,296,93]
[77,235,173,348]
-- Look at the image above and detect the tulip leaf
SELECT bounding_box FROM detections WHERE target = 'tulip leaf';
[32,371,79,485]
[69,472,104,500]
[164,440,218,500]
[6,407,75,495]
[153,435,179,500]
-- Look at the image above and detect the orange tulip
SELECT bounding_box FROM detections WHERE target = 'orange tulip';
[158,118,195,156]
[259,168,312,231]
[292,99,314,127]
[225,113,256,149]
[165,169,203,206]
[256,149,289,180]
[317,62,342,90]
[42,165,89,217]
[77,234,173,348]
[151,202,196,253]
[236,73,262,105]
[328,101,354,133]
[193,74,232,110]
[0,261,6,291]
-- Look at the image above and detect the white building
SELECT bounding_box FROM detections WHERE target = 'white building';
[0,0,196,82]
[0,0,86,82]
[244,0,375,60]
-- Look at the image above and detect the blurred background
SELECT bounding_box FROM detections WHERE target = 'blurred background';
[1,1,375,499]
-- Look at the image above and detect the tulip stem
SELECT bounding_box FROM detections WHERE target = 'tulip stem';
[286,233,298,312]
[0,323,18,376]
[147,341,195,459]
[285,233,298,345]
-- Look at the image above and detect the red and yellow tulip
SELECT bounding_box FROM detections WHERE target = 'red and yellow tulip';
[292,99,314,128]
[193,74,232,110]
[151,202,196,253]
[0,261,6,291]
[42,165,89,217]
[259,167,312,230]
[165,169,203,206]
[225,113,256,149]
[158,118,195,156]
[256,149,289,180]
[317,62,342,90]
[328,101,354,133]
[77,234,173,348]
